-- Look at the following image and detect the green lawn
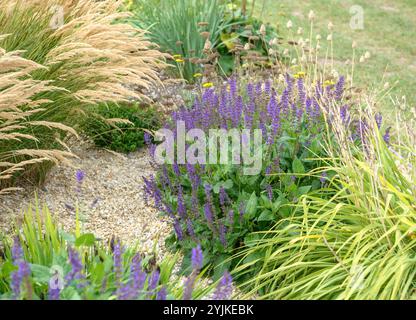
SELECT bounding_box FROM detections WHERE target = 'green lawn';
[254,0,416,115]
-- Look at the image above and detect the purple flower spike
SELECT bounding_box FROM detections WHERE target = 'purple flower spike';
[375,113,383,129]
[177,185,187,219]
[156,287,167,300]
[213,271,233,300]
[320,171,328,184]
[112,242,123,289]
[144,132,152,145]
[173,218,184,240]
[219,223,227,247]
[48,286,60,301]
[191,245,203,271]
[10,238,31,300]
[266,184,273,201]
[335,76,345,100]
[383,127,391,144]
[76,169,85,184]
[204,203,214,227]
[148,270,160,293]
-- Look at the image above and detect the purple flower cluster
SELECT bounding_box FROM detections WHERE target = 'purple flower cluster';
[144,75,391,260]
[10,237,31,300]
[213,271,233,300]
[65,246,86,287]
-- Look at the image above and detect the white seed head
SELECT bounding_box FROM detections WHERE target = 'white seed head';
[204,39,212,51]
[297,27,303,35]
[291,58,297,64]
[383,82,389,89]
[272,38,279,46]
[332,69,339,78]
[364,51,371,59]
[308,10,315,21]
[359,55,365,63]
[260,24,266,35]
[283,48,289,55]
[352,41,357,48]
[286,20,293,29]
[268,48,275,55]
[316,34,322,40]
[328,21,334,31]
[301,54,307,62]
[327,34,333,41]
[244,43,251,51]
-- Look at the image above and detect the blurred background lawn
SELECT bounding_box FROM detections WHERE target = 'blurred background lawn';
[254,0,416,115]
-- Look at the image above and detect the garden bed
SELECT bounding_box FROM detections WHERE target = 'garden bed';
[0,139,171,256]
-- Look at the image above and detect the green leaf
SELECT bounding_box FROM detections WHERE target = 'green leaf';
[244,192,258,219]
[258,210,275,222]
[75,233,96,247]
[292,157,305,174]
[1,261,17,278]
[244,233,261,247]
[223,179,233,189]
[30,264,52,284]
[212,254,231,281]
[297,185,311,196]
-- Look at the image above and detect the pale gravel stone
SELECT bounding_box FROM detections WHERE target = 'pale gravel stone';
[0,139,172,258]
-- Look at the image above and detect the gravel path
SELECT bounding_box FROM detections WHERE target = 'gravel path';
[0,139,172,256]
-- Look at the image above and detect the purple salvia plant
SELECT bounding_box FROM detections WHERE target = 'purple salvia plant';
[335,76,345,100]
[219,223,227,247]
[131,253,146,296]
[186,219,196,239]
[173,218,184,240]
[177,185,187,219]
[383,127,391,144]
[156,287,167,300]
[48,286,60,301]
[219,187,229,214]
[320,171,328,185]
[144,132,152,145]
[10,237,31,300]
[65,247,84,285]
[297,77,306,107]
[213,271,233,300]
[147,270,160,296]
[76,169,85,184]
[191,245,204,271]
[113,242,123,290]
[375,113,383,129]
[204,203,214,229]
[266,184,273,201]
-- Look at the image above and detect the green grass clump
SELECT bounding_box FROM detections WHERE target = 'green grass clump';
[83,103,162,154]
[232,97,416,299]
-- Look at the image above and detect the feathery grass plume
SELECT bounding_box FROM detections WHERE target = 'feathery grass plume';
[0,45,77,194]
[0,0,166,187]
[233,91,416,300]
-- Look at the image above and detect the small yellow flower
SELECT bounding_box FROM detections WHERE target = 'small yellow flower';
[294,71,306,79]
[324,80,335,86]
[175,59,184,63]
[193,73,203,78]
[202,82,214,88]
[173,54,182,59]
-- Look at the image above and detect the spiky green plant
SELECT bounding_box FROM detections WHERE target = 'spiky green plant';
[129,0,233,81]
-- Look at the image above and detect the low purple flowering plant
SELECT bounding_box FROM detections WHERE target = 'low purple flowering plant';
[144,75,390,278]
